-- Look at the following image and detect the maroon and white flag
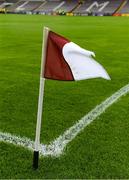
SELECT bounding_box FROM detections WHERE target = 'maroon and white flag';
[33,28,111,169]
[43,30,110,81]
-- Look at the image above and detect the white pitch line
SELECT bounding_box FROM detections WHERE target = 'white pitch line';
[1,83,129,157]
[0,132,34,151]
[42,83,129,156]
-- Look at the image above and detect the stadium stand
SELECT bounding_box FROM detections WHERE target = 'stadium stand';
[17,1,43,12]
[56,0,78,13]
[3,0,129,15]
[73,0,124,15]
[6,0,18,2]
[6,1,26,12]
[34,0,78,14]
[119,0,129,13]
[34,1,62,13]
[0,1,5,6]
[1,0,17,9]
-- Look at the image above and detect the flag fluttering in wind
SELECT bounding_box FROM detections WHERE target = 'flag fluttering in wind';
[33,27,110,170]
[44,31,110,81]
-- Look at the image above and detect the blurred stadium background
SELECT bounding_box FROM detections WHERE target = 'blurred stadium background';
[0,0,129,16]
[1,0,129,178]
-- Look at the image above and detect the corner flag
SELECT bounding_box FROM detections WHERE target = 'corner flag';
[33,27,110,169]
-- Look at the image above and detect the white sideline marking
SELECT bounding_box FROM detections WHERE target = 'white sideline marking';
[1,83,129,157]
[0,132,34,150]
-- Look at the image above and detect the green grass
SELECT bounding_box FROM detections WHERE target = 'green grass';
[0,14,129,178]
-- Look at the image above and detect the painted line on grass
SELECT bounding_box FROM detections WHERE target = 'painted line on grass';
[0,132,34,151]
[1,83,129,157]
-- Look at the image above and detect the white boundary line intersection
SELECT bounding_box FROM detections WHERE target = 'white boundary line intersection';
[1,83,129,157]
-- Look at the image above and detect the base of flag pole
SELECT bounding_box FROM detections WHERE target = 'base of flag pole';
[33,151,39,169]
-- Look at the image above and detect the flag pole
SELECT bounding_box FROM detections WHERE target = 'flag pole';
[33,27,50,169]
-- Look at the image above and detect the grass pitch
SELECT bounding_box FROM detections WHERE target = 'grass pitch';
[0,14,129,178]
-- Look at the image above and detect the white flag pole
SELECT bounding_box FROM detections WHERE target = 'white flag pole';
[33,27,50,169]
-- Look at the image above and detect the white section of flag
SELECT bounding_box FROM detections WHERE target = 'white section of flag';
[63,42,110,81]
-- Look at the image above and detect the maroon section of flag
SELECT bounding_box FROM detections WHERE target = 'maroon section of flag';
[44,31,74,81]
